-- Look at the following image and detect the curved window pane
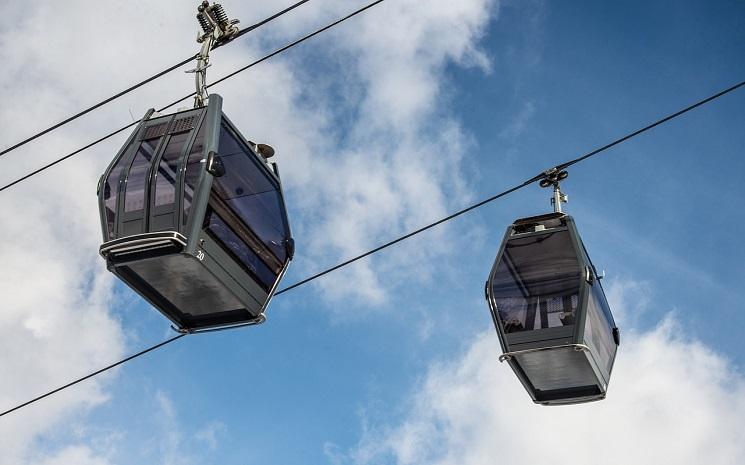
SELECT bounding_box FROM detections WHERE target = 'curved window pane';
[153,132,189,207]
[212,124,289,262]
[103,158,128,239]
[203,207,276,291]
[124,139,158,212]
[225,192,287,261]
[491,230,581,333]
[585,284,617,375]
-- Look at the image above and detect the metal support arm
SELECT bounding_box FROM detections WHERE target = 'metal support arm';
[187,2,241,108]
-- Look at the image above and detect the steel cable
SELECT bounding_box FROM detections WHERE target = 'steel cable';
[2,76,743,418]
[0,0,313,160]
[0,0,387,194]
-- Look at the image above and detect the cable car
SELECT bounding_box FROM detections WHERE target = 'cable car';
[97,94,293,332]
[485,171,619,405]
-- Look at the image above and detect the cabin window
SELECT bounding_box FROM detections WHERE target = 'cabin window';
[103,154,130,239]
[211,123,289,262]
[202,206,277,291]
[584,283,617,375]
[123,138,159,213]
[491,230,581,333]
[153,132,189,208]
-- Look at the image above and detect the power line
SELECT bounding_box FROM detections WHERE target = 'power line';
[0,0,387,194]
[0,0,313,161]
[1,77,742,419]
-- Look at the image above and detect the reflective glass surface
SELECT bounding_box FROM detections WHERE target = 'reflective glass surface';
[211,123,289,262]
[491,229,581,333]
[103,154,129,239]
[203,207,277,291]
[153,132,189,207]
[584,282,617,375]
[124,139,158,212]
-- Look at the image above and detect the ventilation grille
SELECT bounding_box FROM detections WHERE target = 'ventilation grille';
[142,123,169,140]
[171,115,198,134]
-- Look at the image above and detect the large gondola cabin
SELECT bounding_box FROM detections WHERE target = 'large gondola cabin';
[97,94,293,332]
[486,212,619,405]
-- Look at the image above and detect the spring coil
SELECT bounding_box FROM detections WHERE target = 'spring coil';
[196,12,213,33]
[211,4,229,26]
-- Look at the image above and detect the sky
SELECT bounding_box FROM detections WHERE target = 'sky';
[0,0,744,464]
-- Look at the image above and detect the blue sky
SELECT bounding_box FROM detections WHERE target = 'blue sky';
[1,1,744,464]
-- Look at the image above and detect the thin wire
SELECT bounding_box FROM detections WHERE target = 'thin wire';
[0,0,392,418]
[4,75,743,418]
[209,0,387,89]
[0,3,742,423]
[222,0,313,44]
[0,0,313,160]
[0,0,387,194]
[0,334,186,418]
[275,178,539,295]
[0,122,138,193]
[556,79,745,171]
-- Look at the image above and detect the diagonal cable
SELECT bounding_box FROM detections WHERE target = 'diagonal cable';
[0,0,387,194]
[1,75,743,419]
[0,0,313,160]
[0,334,186,418]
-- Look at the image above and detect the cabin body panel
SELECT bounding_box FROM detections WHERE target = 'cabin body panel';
[487,212,619,405]
[98,94,292,331]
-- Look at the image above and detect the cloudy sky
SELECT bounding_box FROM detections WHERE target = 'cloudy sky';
[1,0,744,464]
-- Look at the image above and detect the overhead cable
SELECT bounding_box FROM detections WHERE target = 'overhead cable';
[0,0,387,194]
[1,76,742,418]
[0,0,313,161]
[0,334,186,418]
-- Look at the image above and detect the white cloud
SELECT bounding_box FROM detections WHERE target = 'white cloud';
[271,0,498,304]
[345,280,745,465]
[152,391,191,465]
[499,101,535,140]
[195,421,228,451]
[0,0,499,462]
[0,2,193,464]
[32,446,112,465]
[138,391,228,465]
[604,278,652,327]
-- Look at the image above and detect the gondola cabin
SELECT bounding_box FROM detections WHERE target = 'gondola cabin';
[97,94,293,332]
[486,212,619,405]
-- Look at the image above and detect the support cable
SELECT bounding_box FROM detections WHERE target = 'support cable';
[0,334,186,418]
[0,0,313,160]
[0,0,387,194]
[1,76,743,419]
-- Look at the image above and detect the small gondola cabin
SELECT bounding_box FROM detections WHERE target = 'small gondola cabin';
[97,94,293,332]
[486,212,619,405]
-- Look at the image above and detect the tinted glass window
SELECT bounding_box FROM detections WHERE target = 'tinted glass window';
[153,132,189,207]
[490,230,581,333]
[124,139,158,212]
[103,155,129,239]
[211,124,289,262]
[182,121,207,225]
[203,207,277,291]
[584,283,617,375]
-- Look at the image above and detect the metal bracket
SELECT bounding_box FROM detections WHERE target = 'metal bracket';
[187,2,241,108]
[539,168,569,213]
[169,312,267,335]
[498,343,590,363]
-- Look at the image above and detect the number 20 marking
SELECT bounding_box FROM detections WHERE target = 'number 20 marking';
[196,250,205,261]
